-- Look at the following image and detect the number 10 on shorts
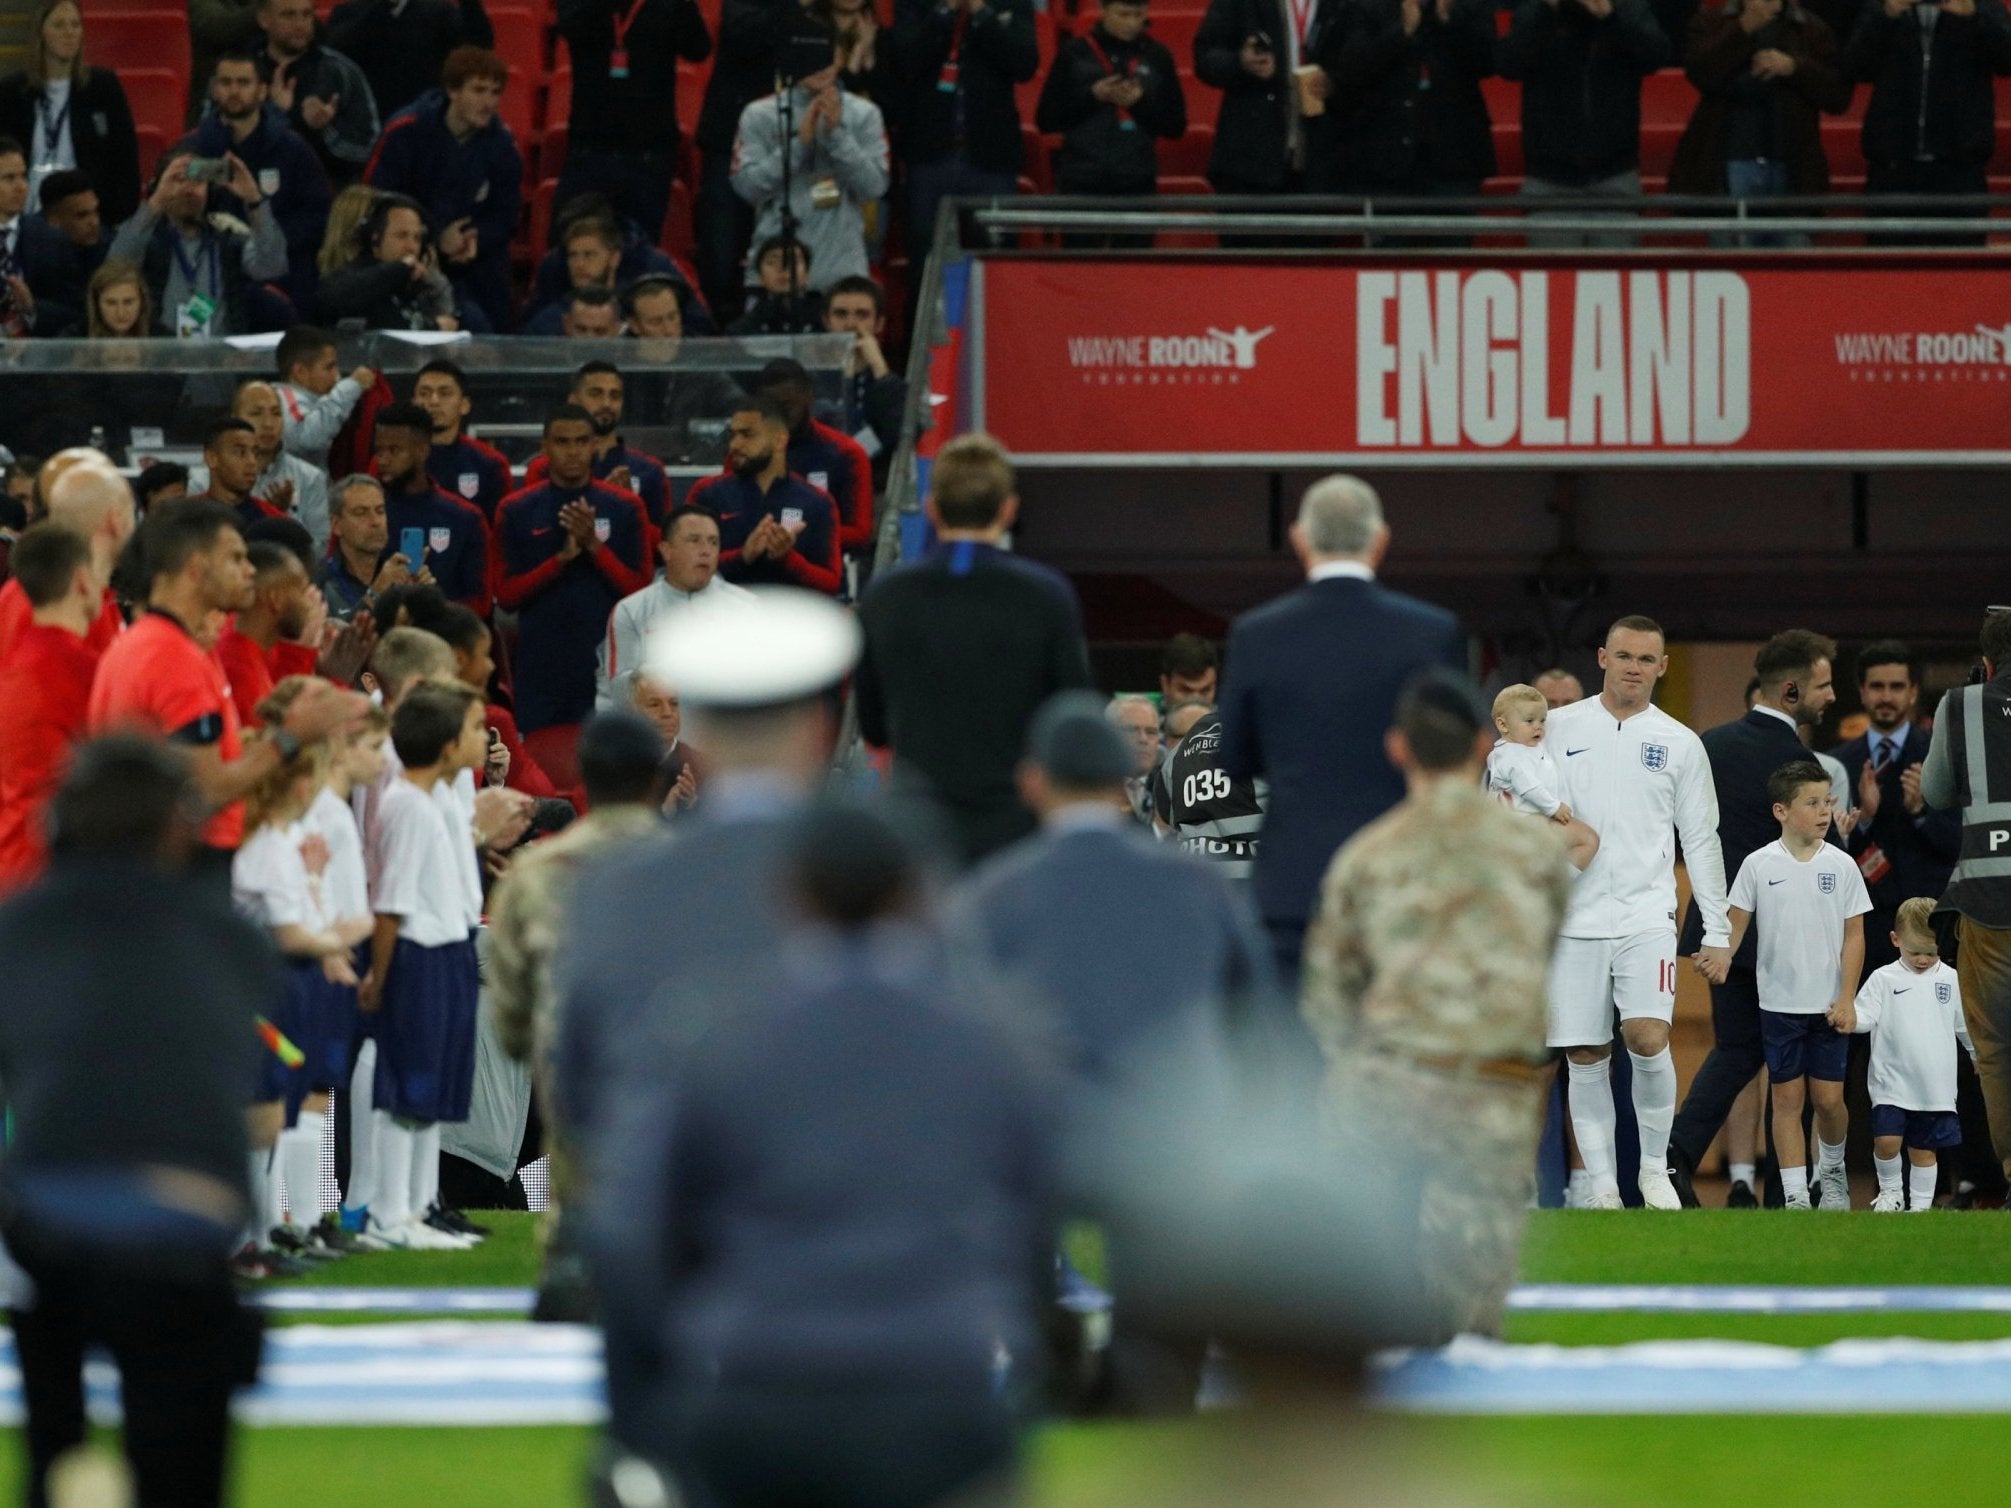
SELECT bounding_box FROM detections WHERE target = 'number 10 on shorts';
[1658,959,1677,998]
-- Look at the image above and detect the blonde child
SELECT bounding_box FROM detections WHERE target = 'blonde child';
[1487,684,1600,870]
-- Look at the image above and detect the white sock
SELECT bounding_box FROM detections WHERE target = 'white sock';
[1781,1165,1810,1203]
[1816,1137,1847,1173]
[374,1114,414,1230]
[1628,1048,1677,1167]
[1909,1162,1938,1211]
[1729,1161,1757,1189]
[411,1122,441,1219]
[1875,1154,1903,1195]
[247,1147,275,1244]
[1566,1168,1591,1206]
[280,1110,328,1228]
[266,1140,288,1235]
[346,1047,378,1212]
[1565,1059,1619,1191]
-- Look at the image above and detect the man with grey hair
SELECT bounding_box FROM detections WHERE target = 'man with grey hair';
[314,473,430,622]
[1218,473,1465,979]
[1108,693,1162,828]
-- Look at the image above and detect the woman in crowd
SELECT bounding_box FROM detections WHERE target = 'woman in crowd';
[77,258,155,338]
[0,0,141,223]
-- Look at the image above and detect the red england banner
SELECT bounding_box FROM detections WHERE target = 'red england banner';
[973,258,2011,465]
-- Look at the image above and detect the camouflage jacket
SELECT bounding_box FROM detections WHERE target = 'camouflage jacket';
[487,806,665,1069]
[1302,776,1573,1066]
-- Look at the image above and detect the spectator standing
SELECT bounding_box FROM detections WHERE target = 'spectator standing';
[522,361,671,525]
[1669,0,1850,243]
[179,50,333,309]
[1159,631,1218,705]
[0,525,105,894]
[190,0,267,121]
[412,358,513,524]
[820,274,908,488]
[372,402,492,615]
[0,0,141,226]
[258,0,382,186]
[1036,0,1187,236]
[313,190,460,329]
[107,151,288,339]
[364,46,522,332]
[1194,0,1346,198]
[732,18,891,292]
[692,0,801,318]
[595,504,755,708]
[1845,0,2011,244]
[0,738,279,1508]
[855,432,1093,864]
[1667,630,1840,1204]
[1330,0,1497,202]
[1835,642,1958,973]
[555,0,713,243]
[891,0,1041,249]
[1216,475,1465,978]
[753,357,876,554]
[493,406,651,733]
[234,379,331,548]
[326,0,496,119]
[690,396,843,595]
[1498,0,1673,247]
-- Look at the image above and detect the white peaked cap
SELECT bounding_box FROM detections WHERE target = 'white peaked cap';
[643,587,860,709]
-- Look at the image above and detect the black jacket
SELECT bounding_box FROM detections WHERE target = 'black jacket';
[1194,0,1345,191]
[1036,25,1188,193]
[12,216,93,334]
[314,254,448,328]
[324,0,494,118]
[695,0,798,155]
[1497,0,1674,185]
[0,68,142,225]
[1845,0,2011,170]
[1331,0,1497,188]
[558,0,712,155]
[1677,707,1836,966]
[1837,724,1960,918]
[889,0,1042,173]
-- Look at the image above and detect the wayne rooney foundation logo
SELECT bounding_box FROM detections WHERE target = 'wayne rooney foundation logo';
[1833,321,2011,384]
[1065,325,1275,385]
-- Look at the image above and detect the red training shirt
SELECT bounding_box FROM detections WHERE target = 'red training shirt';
[0,580,123,667]
[0,623,103,892]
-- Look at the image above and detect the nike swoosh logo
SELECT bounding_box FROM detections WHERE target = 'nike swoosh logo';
[530,527,553,536]
[1893,988,1911,995]
[1565,748,1589,757]
[1768,878,1786,886]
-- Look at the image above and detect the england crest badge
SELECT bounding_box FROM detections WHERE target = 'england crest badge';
[458,472,480,499]
[1640,743,1669,772]
[428,527,452,554]
[1819,872,1837,894]
[594,516,612,543]
[1938,982,1953,1004]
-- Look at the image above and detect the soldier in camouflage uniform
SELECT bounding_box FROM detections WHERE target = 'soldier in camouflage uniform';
[1302,671,1574,1337]
[487,713,665,1316]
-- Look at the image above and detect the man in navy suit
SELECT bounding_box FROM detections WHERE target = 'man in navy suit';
[1217,475,1465,979]
[1835,642,1959,974]
[1667,630,1839,1204]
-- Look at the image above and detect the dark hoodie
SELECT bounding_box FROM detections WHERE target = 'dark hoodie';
[1036,21,1189,194]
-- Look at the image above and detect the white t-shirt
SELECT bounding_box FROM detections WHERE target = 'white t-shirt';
[433,778,485,931]
[307,785,370,925]
[1728,840,1873,1014]
[1544,696,1728,944]
[232,820,328,937]
[1853,959,1974,1112]
[1486,741,1563,817]
[372,776,476,946]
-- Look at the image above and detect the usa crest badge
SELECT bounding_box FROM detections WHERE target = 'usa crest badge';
[1938,982,1953,1004]
[428,527,452,554]
[458,471,481,499]
[594,516,612,543]
[1819,872,1837,894]
[1640,743,1669,771]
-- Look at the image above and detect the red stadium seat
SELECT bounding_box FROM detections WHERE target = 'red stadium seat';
[1821,117,1865,179]
[1178,71,1222,132]
[78,9,190,85]
[1021,123,1054,191]
[1639,68,1698,127]
[132,123,166,180]
[528,176,560,262]
[501,66,540,149]
[541,121,568,180]
[523,725,582,794]
[1153,175,1215,247]
[1639,122,1685,180]
[549,65,573,132]
[488,6,549,77]
[119,68,185,149]
[1158,123,1214,179]
[677,58,708,139]
[1491,120,1524,181]
[1143,10,1204,65]
[662,178,695,258]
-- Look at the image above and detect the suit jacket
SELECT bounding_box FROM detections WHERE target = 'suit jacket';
[1677,706,1831,965]
[1216,572,1464,939]
[956,819,1275,1084]
[1836,723,1959,916]
[0,68,142,225]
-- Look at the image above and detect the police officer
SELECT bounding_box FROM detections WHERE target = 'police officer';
[1300,670,1573,1338]
[551,589,861,1477]
[1921,610,2011,1186]
[1158,702,1268,881]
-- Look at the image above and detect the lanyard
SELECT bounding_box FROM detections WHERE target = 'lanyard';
[1286,0,1318,46]
[37,89,71,153]
[609,0,647,73]
[937,10,969,91]
[169,232,221,304]
[1081,33,1139,125]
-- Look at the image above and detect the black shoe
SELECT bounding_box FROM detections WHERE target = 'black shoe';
[1665,1149,1702,1209]
[269,1225,341,1263]
[1726,1179,1759,1209]
[426,1205,489,1240]
[312,1214,367,1255]
[258,1248,313,1278]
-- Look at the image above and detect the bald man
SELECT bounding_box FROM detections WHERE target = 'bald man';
[0,454,133,666]
[1535,669,1584,710]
